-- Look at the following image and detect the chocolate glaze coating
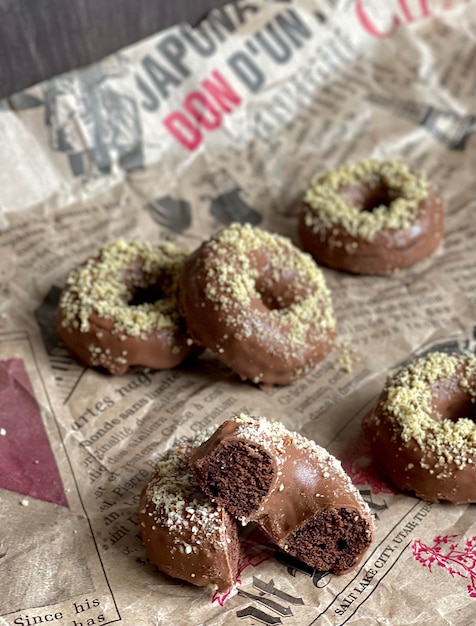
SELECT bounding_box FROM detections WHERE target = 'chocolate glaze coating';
[191,414,374,574]
[139,435,241,592]
[178,223,336,385]
[57,308,195,375]
[299,160,444,275]
[366,352,476,503]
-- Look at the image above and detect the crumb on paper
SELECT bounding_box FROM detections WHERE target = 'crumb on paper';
[20,499,29,507]
[337,340,360,373]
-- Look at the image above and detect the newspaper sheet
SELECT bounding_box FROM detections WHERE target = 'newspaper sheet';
[1,1,476,624]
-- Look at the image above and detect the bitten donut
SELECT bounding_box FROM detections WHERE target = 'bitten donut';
[178,223,336,385]
[57,239,197,374]
[299,159,444,275]
[191,413,375,574]
[139,432,241,591]
[366,352,476,503]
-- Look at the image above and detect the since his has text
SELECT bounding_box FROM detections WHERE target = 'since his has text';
[12,598,105,626]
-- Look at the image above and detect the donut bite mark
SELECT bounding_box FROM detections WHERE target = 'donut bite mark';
[178,223,336,385]
[57,239,197,375]
[190,413,375,574]
[299,159,444,275]
[366,352,476,503]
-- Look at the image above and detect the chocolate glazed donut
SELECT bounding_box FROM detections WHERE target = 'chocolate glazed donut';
[299,159,444,275]
[366,352,476,503]
[178,223,336,385]
[191,414,375,574]
[57,239,198,374]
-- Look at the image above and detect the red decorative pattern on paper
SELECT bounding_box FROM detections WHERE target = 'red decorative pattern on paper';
[412,534,476,598]
[0,358,67,506]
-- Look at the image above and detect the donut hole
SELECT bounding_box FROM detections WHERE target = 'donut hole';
[128,283,163,307]
[440,395,476,424]
[341,183,394,213]
[255,277,297,311]
[361,187,393,212]
[251,249,301,311]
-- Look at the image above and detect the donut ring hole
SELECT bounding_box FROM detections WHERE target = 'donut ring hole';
[430,376,476,424]
[255,276,298,311]
[250,249,301,311]
[437,394,476,424]
[340,182,395,213]
[128,283,164,307]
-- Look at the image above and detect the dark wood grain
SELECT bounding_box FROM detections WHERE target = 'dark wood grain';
[0,0,232,100]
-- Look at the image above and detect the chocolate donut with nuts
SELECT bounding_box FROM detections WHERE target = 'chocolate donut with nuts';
[178,223,336,385]
[299,159,444,275]
[57,239,197,374]
[366,351,476,503]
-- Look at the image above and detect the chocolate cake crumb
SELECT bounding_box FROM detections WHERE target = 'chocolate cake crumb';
[288,507,373,574]
[194,440,275,523]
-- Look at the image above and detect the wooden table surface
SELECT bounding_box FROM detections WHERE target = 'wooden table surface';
[0,0,231,100]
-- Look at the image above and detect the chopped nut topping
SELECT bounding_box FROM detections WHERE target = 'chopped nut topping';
[143,428,229,551]
[59,239,189,338]
[377,352,476,469]
[303,159,429,241]
[196,223,335,370]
